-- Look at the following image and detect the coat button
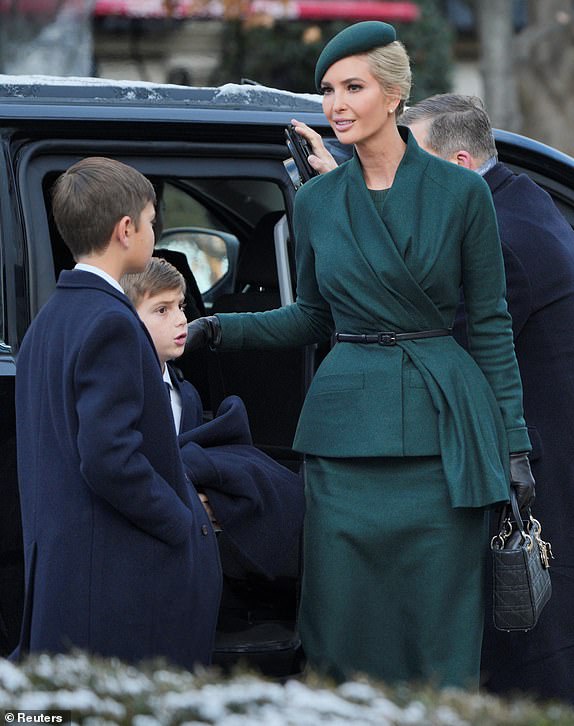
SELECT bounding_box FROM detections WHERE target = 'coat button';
[201,524,209,536]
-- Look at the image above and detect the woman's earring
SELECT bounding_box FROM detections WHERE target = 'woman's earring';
[389,108,395,114]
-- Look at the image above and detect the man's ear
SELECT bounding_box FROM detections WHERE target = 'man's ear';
[452,150,474,169]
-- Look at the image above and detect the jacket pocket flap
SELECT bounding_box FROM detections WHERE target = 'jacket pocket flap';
[311,372,365,394]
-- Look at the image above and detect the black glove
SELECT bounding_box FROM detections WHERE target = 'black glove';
[185,315,222,352]
[509,452,536,515]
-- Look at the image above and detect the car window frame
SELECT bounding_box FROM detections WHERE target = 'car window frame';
[16,140,296,325]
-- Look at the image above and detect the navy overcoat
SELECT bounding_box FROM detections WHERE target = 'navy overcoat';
[169,367,305,580]
[15,270,222,669]
[456,164,574,703]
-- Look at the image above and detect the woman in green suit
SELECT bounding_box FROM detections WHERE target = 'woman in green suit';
[187,22,535,689]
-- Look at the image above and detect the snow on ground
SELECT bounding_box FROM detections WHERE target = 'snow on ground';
[0,653,573,725]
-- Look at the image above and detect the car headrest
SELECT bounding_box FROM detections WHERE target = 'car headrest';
[236,210,285,290]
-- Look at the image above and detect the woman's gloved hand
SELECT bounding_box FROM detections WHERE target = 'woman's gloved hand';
[290,118,339,175]
[509,452,536,515]
[185,315,222,351]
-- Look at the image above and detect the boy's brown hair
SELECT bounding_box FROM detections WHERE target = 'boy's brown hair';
[51,157,156,259]
[121,256,186,308]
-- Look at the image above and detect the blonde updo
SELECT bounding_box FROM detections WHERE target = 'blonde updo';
[365,41,411,117]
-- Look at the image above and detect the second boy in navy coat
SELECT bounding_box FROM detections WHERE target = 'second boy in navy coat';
[122,257,305,582]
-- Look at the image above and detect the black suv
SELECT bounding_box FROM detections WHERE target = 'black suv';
[1,77,574,671]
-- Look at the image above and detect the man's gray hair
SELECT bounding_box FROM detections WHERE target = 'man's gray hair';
[399,93,497,163]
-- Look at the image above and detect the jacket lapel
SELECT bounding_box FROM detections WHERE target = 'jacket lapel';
[345,130,445,330]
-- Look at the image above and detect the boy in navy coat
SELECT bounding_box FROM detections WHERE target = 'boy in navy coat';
[15,157,221,668]
[121,257,305,581]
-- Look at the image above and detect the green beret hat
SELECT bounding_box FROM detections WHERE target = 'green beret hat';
[315,21,397,91]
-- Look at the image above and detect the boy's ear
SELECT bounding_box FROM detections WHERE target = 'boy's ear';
[114,215,133,249]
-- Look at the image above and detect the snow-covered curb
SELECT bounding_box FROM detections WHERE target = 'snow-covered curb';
[0,653,572,725]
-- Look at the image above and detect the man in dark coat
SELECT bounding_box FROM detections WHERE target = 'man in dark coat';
[401,94,574,704]
[15,157,221,668]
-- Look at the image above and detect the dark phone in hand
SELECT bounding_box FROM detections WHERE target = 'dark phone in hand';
[284,125,319,185]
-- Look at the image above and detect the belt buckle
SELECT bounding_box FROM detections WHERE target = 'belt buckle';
[378,332,396,346]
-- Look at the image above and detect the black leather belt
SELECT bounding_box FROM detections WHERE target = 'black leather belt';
[335,328,452,346]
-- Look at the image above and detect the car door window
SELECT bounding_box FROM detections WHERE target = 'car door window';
[157,183,234,295]
[155,179,286,302]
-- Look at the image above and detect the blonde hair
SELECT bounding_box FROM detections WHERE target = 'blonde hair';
[365,41,411,117]
[121,257,186,308]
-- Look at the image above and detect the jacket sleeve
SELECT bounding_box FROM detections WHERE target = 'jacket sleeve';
[461,178,531,454]
[75,312,194,546]
[452,242,532,350]
[217,188,334,350]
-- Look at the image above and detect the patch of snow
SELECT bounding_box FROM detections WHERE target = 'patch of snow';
[151,667,197,690]
[0,74,178,88]
[94,670,152,697]
[0,658,30,691]
[3,653,568,725]
[401,701,428,723]
[213,83,321,103]
[0,75,322,104]
[17,688,126,718]
[131,717,164,726]
[434,705,467,726]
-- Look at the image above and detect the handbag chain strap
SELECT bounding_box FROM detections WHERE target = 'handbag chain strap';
[491,490,554,569]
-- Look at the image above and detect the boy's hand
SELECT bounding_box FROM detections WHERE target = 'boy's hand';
[198,492,222,532]
[291,118,338,175]
[186,315,221,351]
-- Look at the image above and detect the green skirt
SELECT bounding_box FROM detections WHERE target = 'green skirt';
[299,455,488,689]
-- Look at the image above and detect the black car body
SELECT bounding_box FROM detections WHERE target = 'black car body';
[1,76,573,670]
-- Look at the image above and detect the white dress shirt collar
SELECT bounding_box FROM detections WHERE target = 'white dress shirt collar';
[74,263,125,294]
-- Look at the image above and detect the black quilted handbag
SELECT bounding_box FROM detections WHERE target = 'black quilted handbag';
[491,489,553,632]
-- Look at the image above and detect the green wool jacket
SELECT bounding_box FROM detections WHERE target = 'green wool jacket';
[218,128,531,508]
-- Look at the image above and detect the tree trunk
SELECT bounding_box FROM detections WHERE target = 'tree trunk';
[0,0,96,76]
[515,0,574,155]
[476,0,521,132]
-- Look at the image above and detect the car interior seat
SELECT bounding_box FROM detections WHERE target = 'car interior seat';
[152,248,206,321]
[209,211,308,465]
[207,211,306,677]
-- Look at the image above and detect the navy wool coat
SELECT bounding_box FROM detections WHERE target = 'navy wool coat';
[476,164,574,702]
[169,366,305,580]
[455,164,574,703]
[15,270,222,669]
